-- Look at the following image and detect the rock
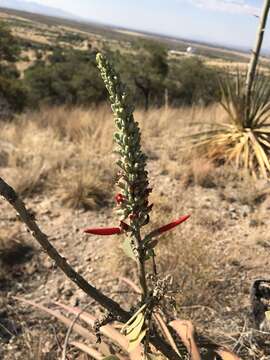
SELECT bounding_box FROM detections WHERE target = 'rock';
[250,219,260,227]
[239,205,251,217]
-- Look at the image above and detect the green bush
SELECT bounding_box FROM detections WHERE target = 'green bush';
[0,22,26,117]
[167,57,221,106]
[24,49,107,107]
[106,42,220,109]
[0,22,20,62]
[113,40,169,110]
[23,39,221,110]
[0,75,27,113]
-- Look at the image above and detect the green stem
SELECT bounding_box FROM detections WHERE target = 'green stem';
[134,228,148,300]
[245,0,270,124]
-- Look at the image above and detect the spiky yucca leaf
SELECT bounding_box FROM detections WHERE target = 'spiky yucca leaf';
[190,72,270,178]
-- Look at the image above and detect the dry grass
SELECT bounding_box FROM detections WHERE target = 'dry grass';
[0,105,222,206]
[0,106,115,207]
[0,227,33,277]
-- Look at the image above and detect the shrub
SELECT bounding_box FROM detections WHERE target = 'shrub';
[0,22,26,117]
[167,57,220,106]
[0,22,20,62]
[23,39,221,110]
[24,49,107,107]
[0,72,27,114]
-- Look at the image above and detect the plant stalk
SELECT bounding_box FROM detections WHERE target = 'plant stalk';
[245,0,270,122]
[134,228,148,299]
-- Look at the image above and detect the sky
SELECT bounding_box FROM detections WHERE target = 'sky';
[26,0,270,50]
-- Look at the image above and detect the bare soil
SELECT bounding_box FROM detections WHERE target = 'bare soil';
[1,155,270,359]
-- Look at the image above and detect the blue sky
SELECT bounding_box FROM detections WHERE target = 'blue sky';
[28,0,270,50]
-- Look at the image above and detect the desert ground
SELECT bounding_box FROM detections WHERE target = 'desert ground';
[1,105,270,359]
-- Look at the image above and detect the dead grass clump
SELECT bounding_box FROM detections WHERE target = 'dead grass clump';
[10,158,49,197]
[195,211,224,233]
[58,165,113,210]
[182,157,216,188]
[157,232,219,308]
[1,119,73,196]
[0,228,33,268]
[23,105,114,150]
[0,106,116,202]
[236,176,269,207]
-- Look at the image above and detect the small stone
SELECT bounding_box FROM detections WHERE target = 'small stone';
[250,219,260,227]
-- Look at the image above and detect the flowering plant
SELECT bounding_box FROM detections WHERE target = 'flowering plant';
[83,53,190,354]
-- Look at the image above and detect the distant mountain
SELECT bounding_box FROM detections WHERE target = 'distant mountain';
[0,0,79,20]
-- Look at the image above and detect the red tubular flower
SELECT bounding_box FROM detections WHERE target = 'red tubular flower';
[84,227,122,235]
[156,215,190,235]
[115,193,125,204]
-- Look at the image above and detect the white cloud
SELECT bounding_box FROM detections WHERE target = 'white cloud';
[186,0,260,15]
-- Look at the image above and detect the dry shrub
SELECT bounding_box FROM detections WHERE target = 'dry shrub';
[0,227,33,269]
[154,224,219,308]
[0,106,115,204]
[234,173,269,206]
[182,156,216,188]
[22,105,114,149]
[1,119,73,196]
[108,190,219,312]
[57,164,113,210]
[110,228,219,312]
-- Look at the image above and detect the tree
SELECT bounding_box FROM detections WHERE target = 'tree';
[0,22,20,62]
[127,39,169,110]
[167,57,220,106]
[0,22,25,118]
[24,49,107,107]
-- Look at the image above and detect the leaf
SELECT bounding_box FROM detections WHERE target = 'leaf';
[146,353,166,360]
[122,238,136,260]
[128,328,147,352]
[169,320,201,360]
[126,313,145,341]
[120,277,141,294]
[121,304,147,334]
[71,342,104,360]
[214,348,242,360]
[154,313,180,356]
[54,302,129,352]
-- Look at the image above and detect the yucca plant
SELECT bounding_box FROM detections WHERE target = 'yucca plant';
[190,0,270,179]
[190,72,270,178]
